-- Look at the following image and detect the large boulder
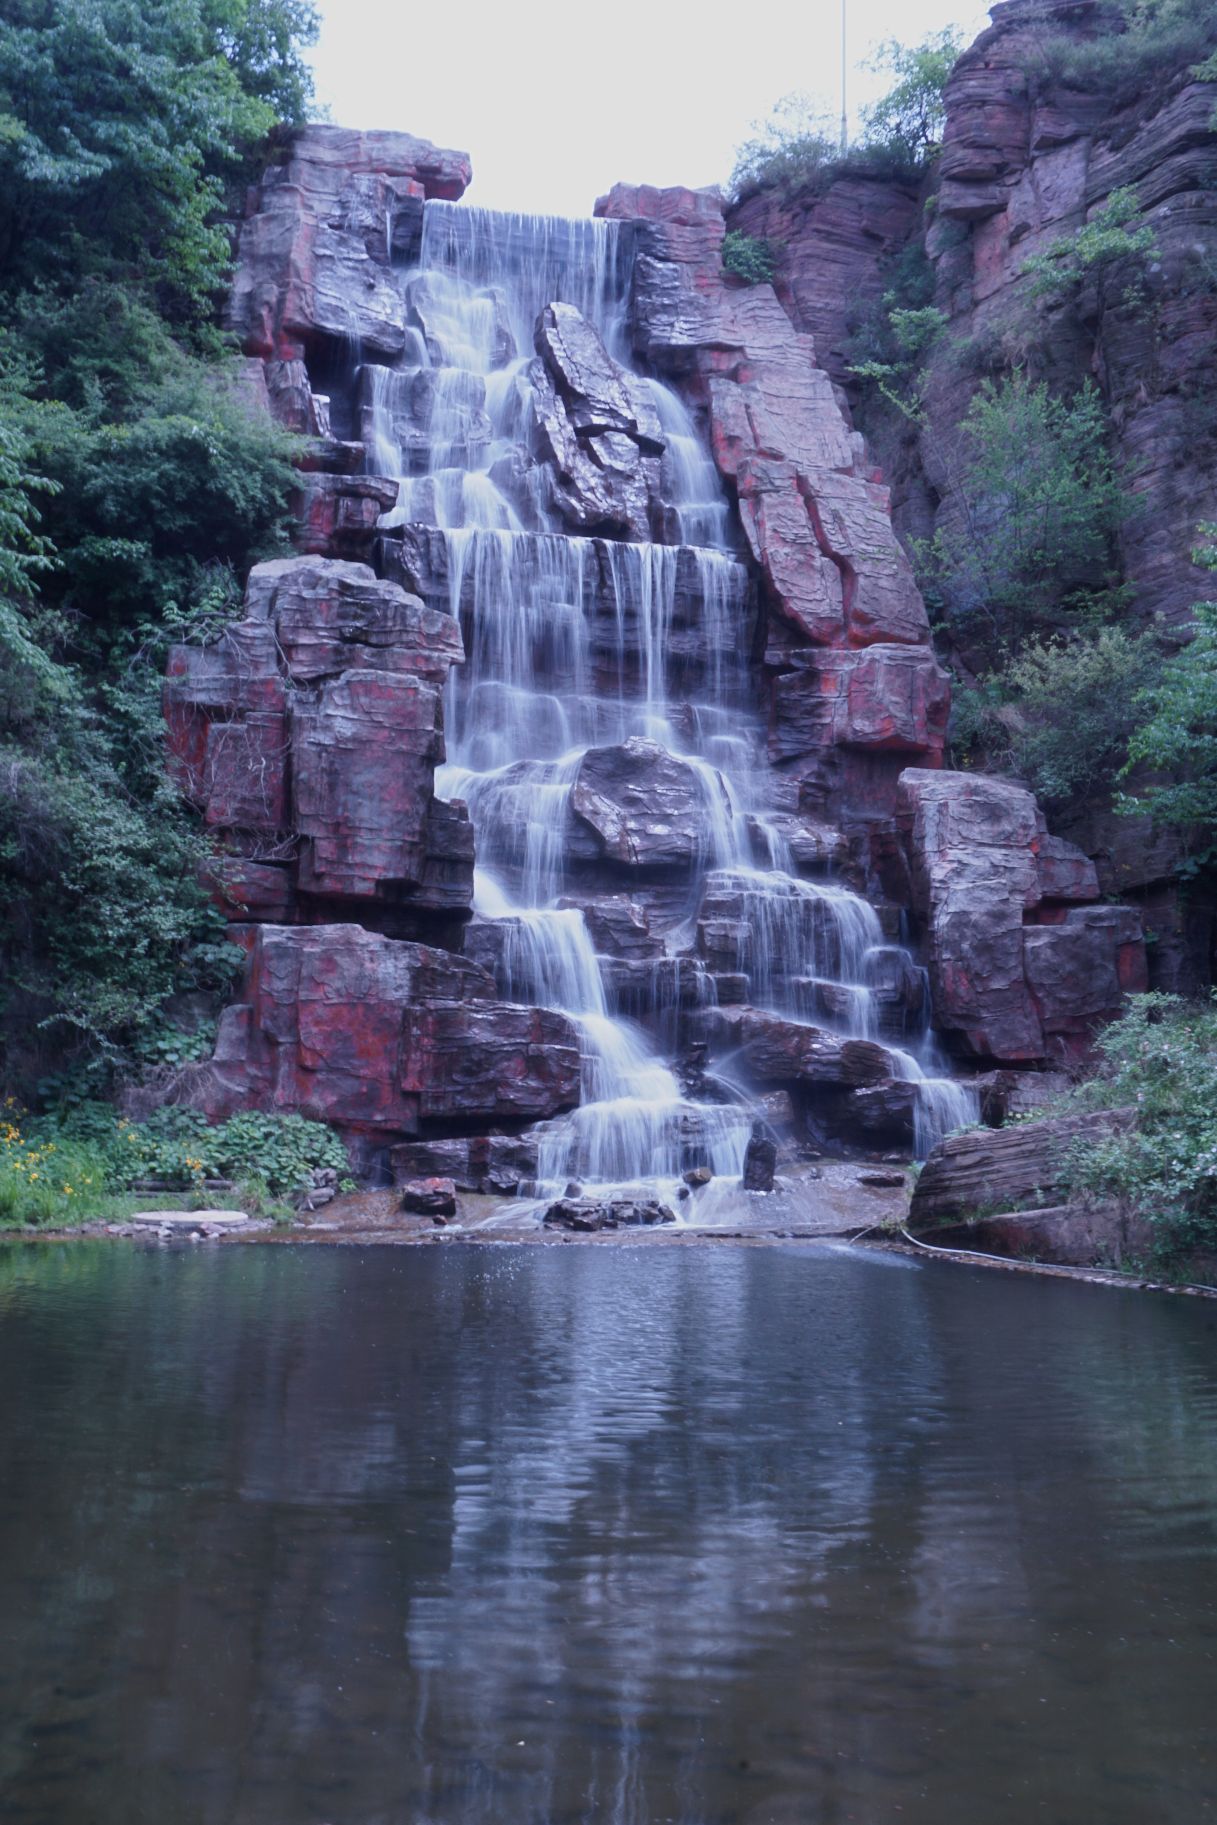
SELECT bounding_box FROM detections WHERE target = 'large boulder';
[246,555,463,685]
[899,768,1044,1061]
[205,924,581,1139]
[527,304,664,539]
[909,1107,1135,1227]
[292,670,445,898]
[571,738,732,872]
[898,769,1147,1064]
[703,1006,895,1089]
[770,645,950,763]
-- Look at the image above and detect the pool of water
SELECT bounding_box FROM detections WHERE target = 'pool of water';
[1,1240,1215,1823]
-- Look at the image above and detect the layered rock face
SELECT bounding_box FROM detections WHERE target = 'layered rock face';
[724,0,1217,984]
[167,121,1150,1180]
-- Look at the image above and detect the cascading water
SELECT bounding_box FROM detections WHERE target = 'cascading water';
[365,201,976,1205]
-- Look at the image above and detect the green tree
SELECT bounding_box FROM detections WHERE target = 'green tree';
[1021,186,1156,307]
[0,0,316,1096]
[861,30,964,162]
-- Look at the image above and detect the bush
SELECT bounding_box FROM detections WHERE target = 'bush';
[0,1104,114,1227]
[99,1107,349,1198]
[1004,627,1158,808]
[1061,993,1217,1263]
[1121,529,1217,852]
[917,373,1130,657]
[729,32,964,200]
[722,232,778,285]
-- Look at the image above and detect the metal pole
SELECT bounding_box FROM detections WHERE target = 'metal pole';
[840,0,848,153]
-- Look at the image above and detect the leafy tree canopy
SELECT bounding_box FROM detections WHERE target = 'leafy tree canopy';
[0,0,317,329]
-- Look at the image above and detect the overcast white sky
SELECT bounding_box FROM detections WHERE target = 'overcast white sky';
[308,0,992,216]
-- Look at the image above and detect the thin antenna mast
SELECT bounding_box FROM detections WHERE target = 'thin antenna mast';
[840,0,849,153]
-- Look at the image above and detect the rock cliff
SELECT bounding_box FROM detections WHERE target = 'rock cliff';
[727,0,1217,989]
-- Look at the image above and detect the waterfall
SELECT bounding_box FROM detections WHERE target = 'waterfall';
[364,199,974,1198]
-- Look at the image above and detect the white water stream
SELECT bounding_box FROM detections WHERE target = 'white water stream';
[363,201,976,1200]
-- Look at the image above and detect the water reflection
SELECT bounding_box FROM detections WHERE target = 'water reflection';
[0,1243,1215,1823]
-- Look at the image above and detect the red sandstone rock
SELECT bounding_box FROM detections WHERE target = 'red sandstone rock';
[899,768,1147,1064]
[205,924,579,1138]
[703,1005,895,1088]
[770,645,950,763]
[229,125,470,366]
[295,472,400,561]
[164,558,473,927]
[247,556,463,685]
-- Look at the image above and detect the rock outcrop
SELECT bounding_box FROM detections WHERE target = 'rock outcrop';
[165,556,474,938]
[160,104,1162,1180]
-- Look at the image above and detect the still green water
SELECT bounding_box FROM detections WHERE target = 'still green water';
[0,1240,1215,1823]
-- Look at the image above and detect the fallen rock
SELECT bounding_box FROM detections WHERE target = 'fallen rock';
[400,1176,458,1218]
[741,1121,777,1192]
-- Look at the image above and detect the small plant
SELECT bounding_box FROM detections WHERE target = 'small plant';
[1021,187,1157,307]
[722,232,779,286]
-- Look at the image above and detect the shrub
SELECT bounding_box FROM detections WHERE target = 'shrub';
[917,373,1130,656]
[722,232,778,286]
[0,1103,114,1227]
[730,95,843,199]
[1004,627,1159,808]
[1033,0,1217,104]
[98,1106,349,1198]
[1061,993,1217,1263]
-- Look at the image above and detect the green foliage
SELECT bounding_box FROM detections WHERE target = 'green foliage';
[0,1099,349,1225]
[849,303,948,423]
[1021,187,1157,307]
[917,373,1130,657]
[64,1104,350,1197]
[1003,628,1158,807]
[722,231,779,285]
[1121,531,1217,844]
[730,94,843,199]
[0,1106,114,1227]
[1061,993,1217,1262]
[860,30,964,162]
[1034,0,1217,103]
[0,1,315,1094]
